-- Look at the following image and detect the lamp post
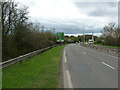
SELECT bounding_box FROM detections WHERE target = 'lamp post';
[83,28,85,43]
[118,1,120,28]
[92,32,94,42]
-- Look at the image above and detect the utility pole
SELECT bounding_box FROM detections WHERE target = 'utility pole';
[92,32,94,42]
[83,29,85,43]
[118,1,120,28]
[84,33,85,43]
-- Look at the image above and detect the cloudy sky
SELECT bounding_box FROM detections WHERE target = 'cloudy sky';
[16,0,118,36]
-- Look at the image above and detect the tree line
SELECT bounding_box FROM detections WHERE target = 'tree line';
[95,22,120,46]
[1,1,57,61]
[64,22,120,47]
[64,35,98,43]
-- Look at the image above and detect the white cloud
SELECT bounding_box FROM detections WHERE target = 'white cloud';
[70,0,119,2]
[15,0,118,36]
[65,33,102,37]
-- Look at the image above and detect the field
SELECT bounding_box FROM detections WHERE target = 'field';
[2,45,65,88]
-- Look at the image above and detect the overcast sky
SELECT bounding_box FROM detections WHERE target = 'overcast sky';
[16,0,118,36]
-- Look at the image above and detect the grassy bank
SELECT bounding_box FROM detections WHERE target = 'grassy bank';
[94,43,120,48]
[3,45,66,88]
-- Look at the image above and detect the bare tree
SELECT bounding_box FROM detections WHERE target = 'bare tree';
[1,1,28,38]
[103,22,117,37]
[102,22,119,46]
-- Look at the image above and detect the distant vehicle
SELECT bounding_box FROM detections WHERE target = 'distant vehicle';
[88,39,93,44]
[85,42,89,45]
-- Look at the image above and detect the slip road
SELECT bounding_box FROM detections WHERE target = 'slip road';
[62,44,118,88]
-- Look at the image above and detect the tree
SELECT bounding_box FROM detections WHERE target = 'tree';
[102,22,119,46]
[1,1,57,61]
[1,1,28,38]
[103,22,117,37]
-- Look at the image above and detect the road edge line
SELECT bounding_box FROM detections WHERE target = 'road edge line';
[66,70,73,88]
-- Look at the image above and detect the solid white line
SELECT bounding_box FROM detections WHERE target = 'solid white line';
[66,70,73,88]
[64,50,67,63]
[101,62,116,70]
[64,51,67,63]
[82,52,86,54]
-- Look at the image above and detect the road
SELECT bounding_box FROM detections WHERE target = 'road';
[62,44,118,88]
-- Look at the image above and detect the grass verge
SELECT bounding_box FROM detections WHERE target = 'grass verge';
[2,45,66,88]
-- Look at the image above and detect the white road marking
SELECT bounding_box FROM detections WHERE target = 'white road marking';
[64,51,67,63]
[66,70,73,88]
[64,49,67,63]
[82,52,86,54]
[101,62,116,70]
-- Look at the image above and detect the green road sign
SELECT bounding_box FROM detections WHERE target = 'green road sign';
[56,32,64,42]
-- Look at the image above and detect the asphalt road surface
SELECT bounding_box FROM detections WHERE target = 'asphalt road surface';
[62,44,118,88]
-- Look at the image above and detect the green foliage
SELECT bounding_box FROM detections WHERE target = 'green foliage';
[2,2,57,61]
[64,36,76,43]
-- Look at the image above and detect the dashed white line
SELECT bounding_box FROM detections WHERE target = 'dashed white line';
[66,70,73,88]
[101,62,116,70]
[82,52,86,54]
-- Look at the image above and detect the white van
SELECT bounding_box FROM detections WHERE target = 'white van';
[88,39,93,44]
